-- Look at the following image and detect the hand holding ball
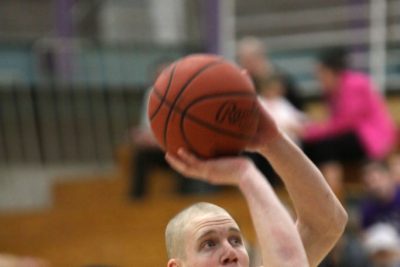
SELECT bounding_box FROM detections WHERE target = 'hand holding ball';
[148,54,259,158]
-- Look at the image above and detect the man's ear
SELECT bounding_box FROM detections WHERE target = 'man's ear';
[167,258,180,267]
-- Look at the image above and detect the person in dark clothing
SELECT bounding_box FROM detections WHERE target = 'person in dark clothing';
[360,161,400,233]
[130,58,217,199]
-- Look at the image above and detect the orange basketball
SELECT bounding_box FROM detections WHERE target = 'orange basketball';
[148,54,260,158]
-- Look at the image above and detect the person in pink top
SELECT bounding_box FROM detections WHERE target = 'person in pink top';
[302,48,397,200]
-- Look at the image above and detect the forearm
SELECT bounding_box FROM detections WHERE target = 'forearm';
[238,166,309,267]
[258,132,347,265]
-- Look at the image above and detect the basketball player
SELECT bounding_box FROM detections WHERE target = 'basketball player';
[164,101,348,267]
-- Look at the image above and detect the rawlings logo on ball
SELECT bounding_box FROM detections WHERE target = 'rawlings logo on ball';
[215,101,258,130]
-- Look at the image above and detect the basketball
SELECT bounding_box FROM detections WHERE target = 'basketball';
[147,54,260,158]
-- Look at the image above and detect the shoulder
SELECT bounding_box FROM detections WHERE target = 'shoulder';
[342,71,372,90]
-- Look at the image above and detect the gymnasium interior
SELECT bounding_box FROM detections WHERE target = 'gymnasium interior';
[0,0,400,266]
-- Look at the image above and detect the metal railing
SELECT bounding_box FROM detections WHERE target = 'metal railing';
[0,42,190,165]
[0,82,143,164]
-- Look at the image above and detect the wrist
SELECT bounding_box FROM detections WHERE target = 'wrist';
[256,130,286,154]
[237,162,261,191]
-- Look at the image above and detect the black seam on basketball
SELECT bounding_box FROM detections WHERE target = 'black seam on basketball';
[152,89,258,140]
[149,63,177,121]
[162,59,224,148]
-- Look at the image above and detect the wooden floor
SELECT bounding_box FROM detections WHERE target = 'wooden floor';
[0,151,260,267]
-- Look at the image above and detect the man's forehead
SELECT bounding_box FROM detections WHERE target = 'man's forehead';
[188,213,240,237]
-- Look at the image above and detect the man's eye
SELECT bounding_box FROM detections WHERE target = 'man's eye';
[229,236,243,246]
[202,240,216,249]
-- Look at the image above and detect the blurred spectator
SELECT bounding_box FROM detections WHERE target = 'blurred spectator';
[258,74,307,144]
[130,58,217,199]
[237,36,304,110]
[237,36,304,186]
[360,161,400,233]
[319,206,371,267]
[131,59,168,150]
[388,153,400,184]
[130,58,170,199]
[363,223,400,267]
[319,233,372,267]
[302,47,397,199]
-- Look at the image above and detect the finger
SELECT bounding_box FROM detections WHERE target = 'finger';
[177,148,202,166]
[165,153,188,173]
[165,152,200,179]
[240,68,249,77]
[177,148,212,178]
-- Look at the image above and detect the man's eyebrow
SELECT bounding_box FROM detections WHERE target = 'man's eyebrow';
[197,230,217,241]
[197,227,241,241]
[228,227,241,234]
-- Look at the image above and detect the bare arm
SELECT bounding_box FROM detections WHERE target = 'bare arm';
[238,161,309,267]
[165,150,309,267]
[251,104,348,267]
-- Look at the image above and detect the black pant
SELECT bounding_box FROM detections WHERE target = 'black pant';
[130,147,218,199]
[302,132,367,166]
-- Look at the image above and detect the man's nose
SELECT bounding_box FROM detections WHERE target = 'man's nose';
[220,242,238,264]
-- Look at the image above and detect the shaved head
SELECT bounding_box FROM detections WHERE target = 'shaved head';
[236,36,270,79]
[165,202,232,259]
[237,36,267,59]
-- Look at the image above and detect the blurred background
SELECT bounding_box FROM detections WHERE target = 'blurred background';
[0,0,399,266]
